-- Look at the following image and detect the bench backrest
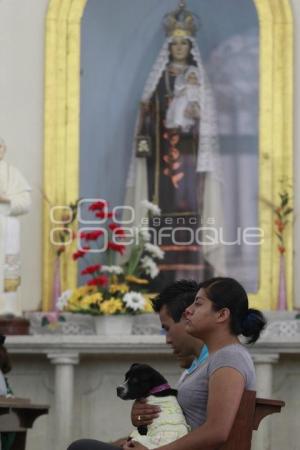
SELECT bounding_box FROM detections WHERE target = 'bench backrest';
[219,390,285,450]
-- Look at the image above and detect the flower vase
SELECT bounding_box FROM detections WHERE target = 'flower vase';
[94,315,134,336]
[52,256,62,312]
[277,253,287,310]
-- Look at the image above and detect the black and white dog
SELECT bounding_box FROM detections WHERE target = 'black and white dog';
[117,363,189,449]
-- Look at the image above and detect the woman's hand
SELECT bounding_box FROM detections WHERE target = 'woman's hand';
[123,439,149,450]
[131,398,161,427]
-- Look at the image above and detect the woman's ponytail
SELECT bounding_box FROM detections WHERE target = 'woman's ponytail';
[241,308,267,344]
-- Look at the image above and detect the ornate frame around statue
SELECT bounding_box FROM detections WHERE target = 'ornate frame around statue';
[43,0,293,311]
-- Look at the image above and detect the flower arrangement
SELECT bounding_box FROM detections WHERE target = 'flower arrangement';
[57,200,163,315]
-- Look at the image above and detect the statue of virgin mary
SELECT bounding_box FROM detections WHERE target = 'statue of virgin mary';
[126,1,225,286]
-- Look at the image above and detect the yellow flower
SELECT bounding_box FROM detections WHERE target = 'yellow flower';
[109,284,129,294]
[73,285,97,299]
[81,295,97,308]
[125,275,149,285]
[67,302,82,312]
[143,293,155,313]
[65,285,98,310]
[80,304,94,312]
[90,292,103,303]
[100,298,124,315]
[143,300,154,313]
[68,296,82,308]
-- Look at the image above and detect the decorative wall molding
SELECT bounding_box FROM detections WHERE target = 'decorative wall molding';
[6,331,300,356]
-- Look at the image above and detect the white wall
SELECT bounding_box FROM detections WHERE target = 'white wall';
[0,0,48,312]
[0,0,299,312]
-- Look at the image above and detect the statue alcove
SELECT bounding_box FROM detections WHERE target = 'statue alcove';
[43,0,293,311]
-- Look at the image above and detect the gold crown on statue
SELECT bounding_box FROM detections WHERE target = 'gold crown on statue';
[163,1,199,37]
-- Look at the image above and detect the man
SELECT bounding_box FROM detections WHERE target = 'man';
[68,280,208,450]
[130,280,208,428]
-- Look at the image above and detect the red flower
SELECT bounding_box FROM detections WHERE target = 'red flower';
[72,247,90,260]
[88,201,108,211]
[87,275,109,287]
[80,230,104,240]
[109,223,125,236]
[278,245,286,254]
[81,264,101,275]
[107,241,125,255]
[109,223,119,231]
[95,211,113,219]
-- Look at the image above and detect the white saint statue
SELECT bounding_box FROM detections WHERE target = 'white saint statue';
[0,138,31,316]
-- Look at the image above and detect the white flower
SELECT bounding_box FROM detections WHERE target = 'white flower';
[56,290,73,311]
[141,256,159,279]
[139,228,151,242]
[140,200,161,216]
[101,265,124,274]
[123,292,146,312]
[144,243,165,260]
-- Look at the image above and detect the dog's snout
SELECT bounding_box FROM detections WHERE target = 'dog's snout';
[117,384,127,399]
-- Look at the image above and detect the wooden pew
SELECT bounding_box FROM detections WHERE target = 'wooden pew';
[0,392,282,450]
[220,390,285,450]
[0,397,49,450]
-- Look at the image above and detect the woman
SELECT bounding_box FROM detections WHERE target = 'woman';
[67,277,266,450]
[125,2,225,287]
[123,277,266,450]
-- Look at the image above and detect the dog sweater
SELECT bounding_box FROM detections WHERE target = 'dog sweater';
[130,395,189,449]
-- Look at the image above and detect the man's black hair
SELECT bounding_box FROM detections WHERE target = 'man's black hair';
[152,279,199,322]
